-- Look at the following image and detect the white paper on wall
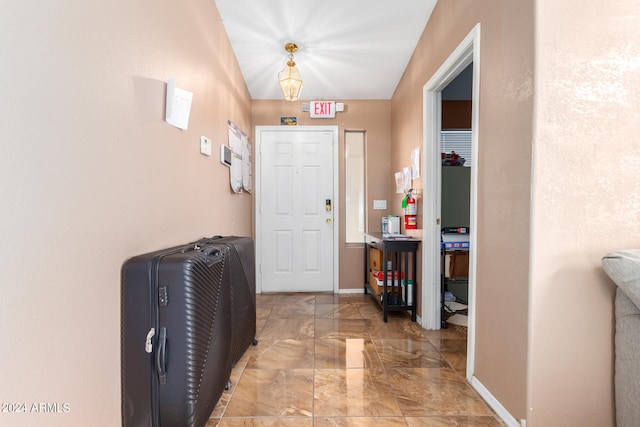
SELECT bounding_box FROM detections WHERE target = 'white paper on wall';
[395,171,404,194]
[230,151,243,193]
[242,138,252,193]
[227,123,243,193]
[165,78,193,130]
[411,147,421,179]
[403,167,411,192]
[227,120,252,193]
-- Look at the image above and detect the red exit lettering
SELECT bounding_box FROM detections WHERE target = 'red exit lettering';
[314,102,331,115]
[310,101,336,118]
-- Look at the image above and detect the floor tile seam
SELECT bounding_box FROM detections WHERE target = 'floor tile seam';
[314,415,404,419]
[215,361,246,420]
[384,365,461,374]
[311,415,410,421]
[314,305,373,418]
[254,316,268,337]
[381,366,498,418]
[441,354,466,379]
[312,302,317,420]
[258,305,276,323]
[220,415,313,419]
[364,328,409,419]
[372,333,463,371]
[242,367,315,371]
[382,337,457,368]
[403,414,499,419]
[429,337,467,377]
[383,364,470,396]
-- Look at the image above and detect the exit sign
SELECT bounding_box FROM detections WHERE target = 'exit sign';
[310,101,336,118]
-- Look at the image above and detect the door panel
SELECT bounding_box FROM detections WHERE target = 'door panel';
[275,166,292,215]
[275,231,292,272]
[302,230,320,271]
[257,127,336,293]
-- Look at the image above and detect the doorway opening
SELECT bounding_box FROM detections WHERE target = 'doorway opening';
[421,24,480,379]
[440,64,473,328]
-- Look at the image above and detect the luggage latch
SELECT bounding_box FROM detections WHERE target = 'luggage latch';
[145,328,155,353]
[158,287,168,307]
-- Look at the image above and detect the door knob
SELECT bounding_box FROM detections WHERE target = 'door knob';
[326,218,332,223]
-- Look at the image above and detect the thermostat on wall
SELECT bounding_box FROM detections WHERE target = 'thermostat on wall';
[220,145,232,167]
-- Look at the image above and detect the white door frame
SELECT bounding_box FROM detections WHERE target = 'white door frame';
[421,24,481,379]
[254,125,339,294]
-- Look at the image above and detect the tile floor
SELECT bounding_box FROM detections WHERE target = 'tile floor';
[207,292,505,426]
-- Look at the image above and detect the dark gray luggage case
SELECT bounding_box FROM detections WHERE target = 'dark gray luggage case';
[208,236,258,365]
[121,241,232,427]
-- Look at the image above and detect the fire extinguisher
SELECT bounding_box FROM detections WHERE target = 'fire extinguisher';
[403,190,417,230]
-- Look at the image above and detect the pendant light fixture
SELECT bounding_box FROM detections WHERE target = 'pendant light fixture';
[278,42,303,101]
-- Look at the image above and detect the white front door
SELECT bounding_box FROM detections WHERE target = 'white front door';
[256,126,338,293]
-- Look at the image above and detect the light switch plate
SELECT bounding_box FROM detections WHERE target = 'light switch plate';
[373,200,387,210]
[200,136,212,156]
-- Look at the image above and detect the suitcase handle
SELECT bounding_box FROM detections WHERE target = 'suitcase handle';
[203,248,222,267]
[156,327,167,385]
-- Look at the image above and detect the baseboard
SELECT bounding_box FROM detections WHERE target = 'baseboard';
[337,288,365,294]
[470,376,521,427]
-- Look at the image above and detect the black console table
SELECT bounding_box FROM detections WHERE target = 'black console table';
[364,232,421,322]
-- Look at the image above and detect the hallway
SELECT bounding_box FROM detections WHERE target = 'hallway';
[207,292,505,426]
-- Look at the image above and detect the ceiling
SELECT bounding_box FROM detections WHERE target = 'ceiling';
[214,0,437,100]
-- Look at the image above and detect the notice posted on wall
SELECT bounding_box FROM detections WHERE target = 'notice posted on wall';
[412,147,421,179]
[395,171,404,193]
[403,166,411,192]
[227,120,252,193]
[165,78,193,130]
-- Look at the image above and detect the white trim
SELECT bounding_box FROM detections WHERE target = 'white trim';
[471,376,521,427]
[337,288,365,294]
[467,23,481,382]
[422,23,480,329]
[331,127,340,294]
[254,126,340,294]
[422,89,441,330]
[421,22,480,373]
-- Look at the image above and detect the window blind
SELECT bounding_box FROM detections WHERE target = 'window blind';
[441,130,472,166]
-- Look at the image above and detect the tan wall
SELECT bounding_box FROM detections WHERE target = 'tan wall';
[252,100,391,290]
[528,1,640,425]
[442,101,472,129]
[391,0,535,422]
[392,0,636,424]
[0,1,252,425]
